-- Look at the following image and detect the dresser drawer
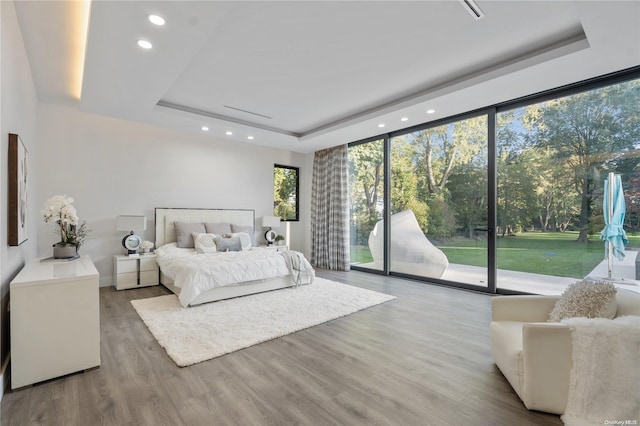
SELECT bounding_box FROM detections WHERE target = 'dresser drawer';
[117,260,138,274]
[140,270,158,286]
[140,258,157,272]
[116,272,138,287]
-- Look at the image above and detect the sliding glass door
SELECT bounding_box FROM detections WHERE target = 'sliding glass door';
[348,114,490,289]
[496,78,640,294]
[348,69,640,295]
[348,138,385,272]
[389,114,489,287]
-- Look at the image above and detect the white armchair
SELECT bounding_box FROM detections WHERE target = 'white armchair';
[490,288,640,414]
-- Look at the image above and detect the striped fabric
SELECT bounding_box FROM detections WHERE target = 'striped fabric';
[311,145,350,271]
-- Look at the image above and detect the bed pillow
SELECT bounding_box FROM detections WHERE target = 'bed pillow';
[230,232,252,250]
[204,222,232,235]
[231,224,256,246]
[174,222,206,248]
[548,280,617,322]
[215,236,242,252]
[192,233,221,254]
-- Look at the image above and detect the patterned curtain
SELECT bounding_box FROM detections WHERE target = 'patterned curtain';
[311,144,350,271]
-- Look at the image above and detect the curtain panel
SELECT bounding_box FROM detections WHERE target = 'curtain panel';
[311,145,350,271]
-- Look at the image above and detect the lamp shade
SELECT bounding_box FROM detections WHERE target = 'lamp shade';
[261,216,281,228]
[116,215,147,231]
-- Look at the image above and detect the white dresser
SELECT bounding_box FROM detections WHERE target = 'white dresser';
[10,255,100,389]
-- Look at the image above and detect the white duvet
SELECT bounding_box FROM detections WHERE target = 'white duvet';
[156,243,290,307]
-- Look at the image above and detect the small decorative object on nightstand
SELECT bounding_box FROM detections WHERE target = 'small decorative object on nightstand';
[116,215,146,256]
[113,254,159,290]
[260,216,281,245]
[140,240,154,253]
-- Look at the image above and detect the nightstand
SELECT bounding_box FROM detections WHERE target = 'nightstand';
[257,245,289,253]
[113,254,159,290]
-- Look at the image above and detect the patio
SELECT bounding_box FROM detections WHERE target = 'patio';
[355,250,640,295]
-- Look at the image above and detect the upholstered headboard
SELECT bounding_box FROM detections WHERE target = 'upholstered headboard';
[154,208,255,247]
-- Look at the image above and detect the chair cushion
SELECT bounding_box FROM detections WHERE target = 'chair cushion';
[548,280,617,322]
[490,321,525,398]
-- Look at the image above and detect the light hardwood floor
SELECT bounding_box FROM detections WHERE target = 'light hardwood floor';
[1,270,562,426]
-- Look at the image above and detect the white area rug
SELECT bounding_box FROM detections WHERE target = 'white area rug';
[131,278,395,367]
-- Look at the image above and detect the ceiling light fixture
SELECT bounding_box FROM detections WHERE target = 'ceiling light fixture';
[401,117,409,122]
[137,40,152,49]
[426,109,436,114]
[148,14,165,26]
[378,124,385,128]
[201,126,209,131]
[225,131,233,135]
[247,136,254,140]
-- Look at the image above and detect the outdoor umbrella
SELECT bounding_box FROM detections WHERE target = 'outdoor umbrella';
[600,172,628,278]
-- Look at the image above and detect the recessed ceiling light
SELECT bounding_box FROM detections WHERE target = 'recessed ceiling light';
[137,40,152,49]
[201,126,209,131]
[401,117,409,122]
[247,136,254,140]
[148,14,165,26]
[225,131,233,136]
[378,124,385,128]
[426,109,436,114]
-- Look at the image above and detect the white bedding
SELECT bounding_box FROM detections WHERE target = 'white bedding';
[156,243,291,307]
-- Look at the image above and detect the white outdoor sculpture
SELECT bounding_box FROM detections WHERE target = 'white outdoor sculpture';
[368,209,449,278]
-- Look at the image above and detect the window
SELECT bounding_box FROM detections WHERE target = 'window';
[348,67,640,295]
[348,138,385,271]
[495,77,640,292]
[274,164,299,221]
[390,114,488,286]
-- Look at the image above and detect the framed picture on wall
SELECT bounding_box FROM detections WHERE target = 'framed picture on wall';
[8,133,28,246]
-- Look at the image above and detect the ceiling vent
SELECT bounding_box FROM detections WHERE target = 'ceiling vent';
[460,0,485,20]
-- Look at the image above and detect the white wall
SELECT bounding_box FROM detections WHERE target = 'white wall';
[0,0,41,394]
[0,0,315,400]
[35,104,310,286]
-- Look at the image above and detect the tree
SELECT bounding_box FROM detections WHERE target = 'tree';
[390,136,430,231]
[274,166,298,220]
[525,80,640,242]
[348,141,384,245]
[448,165,487,238]
[413,116,487,197]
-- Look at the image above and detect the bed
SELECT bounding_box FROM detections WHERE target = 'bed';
[155,208,313,307]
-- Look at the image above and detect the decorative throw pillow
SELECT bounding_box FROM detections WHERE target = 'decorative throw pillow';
[174,222,206,248]
[231,224,256,247]
[214,236,242,252]
[230,232,252,250]
[548,280,617,322]
[192,233,220,254]
[204,222,232,235]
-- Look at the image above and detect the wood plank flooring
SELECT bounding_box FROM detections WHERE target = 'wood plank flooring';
[1,270,562,426]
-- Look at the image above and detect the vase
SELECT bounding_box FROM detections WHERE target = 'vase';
[53,243,77,259]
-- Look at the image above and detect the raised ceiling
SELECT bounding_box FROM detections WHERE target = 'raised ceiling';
[14,1,640,153]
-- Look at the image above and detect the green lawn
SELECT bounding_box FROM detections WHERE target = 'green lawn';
[351,231,640,279]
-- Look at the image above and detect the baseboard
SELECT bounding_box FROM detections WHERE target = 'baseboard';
[0,353,10,401]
